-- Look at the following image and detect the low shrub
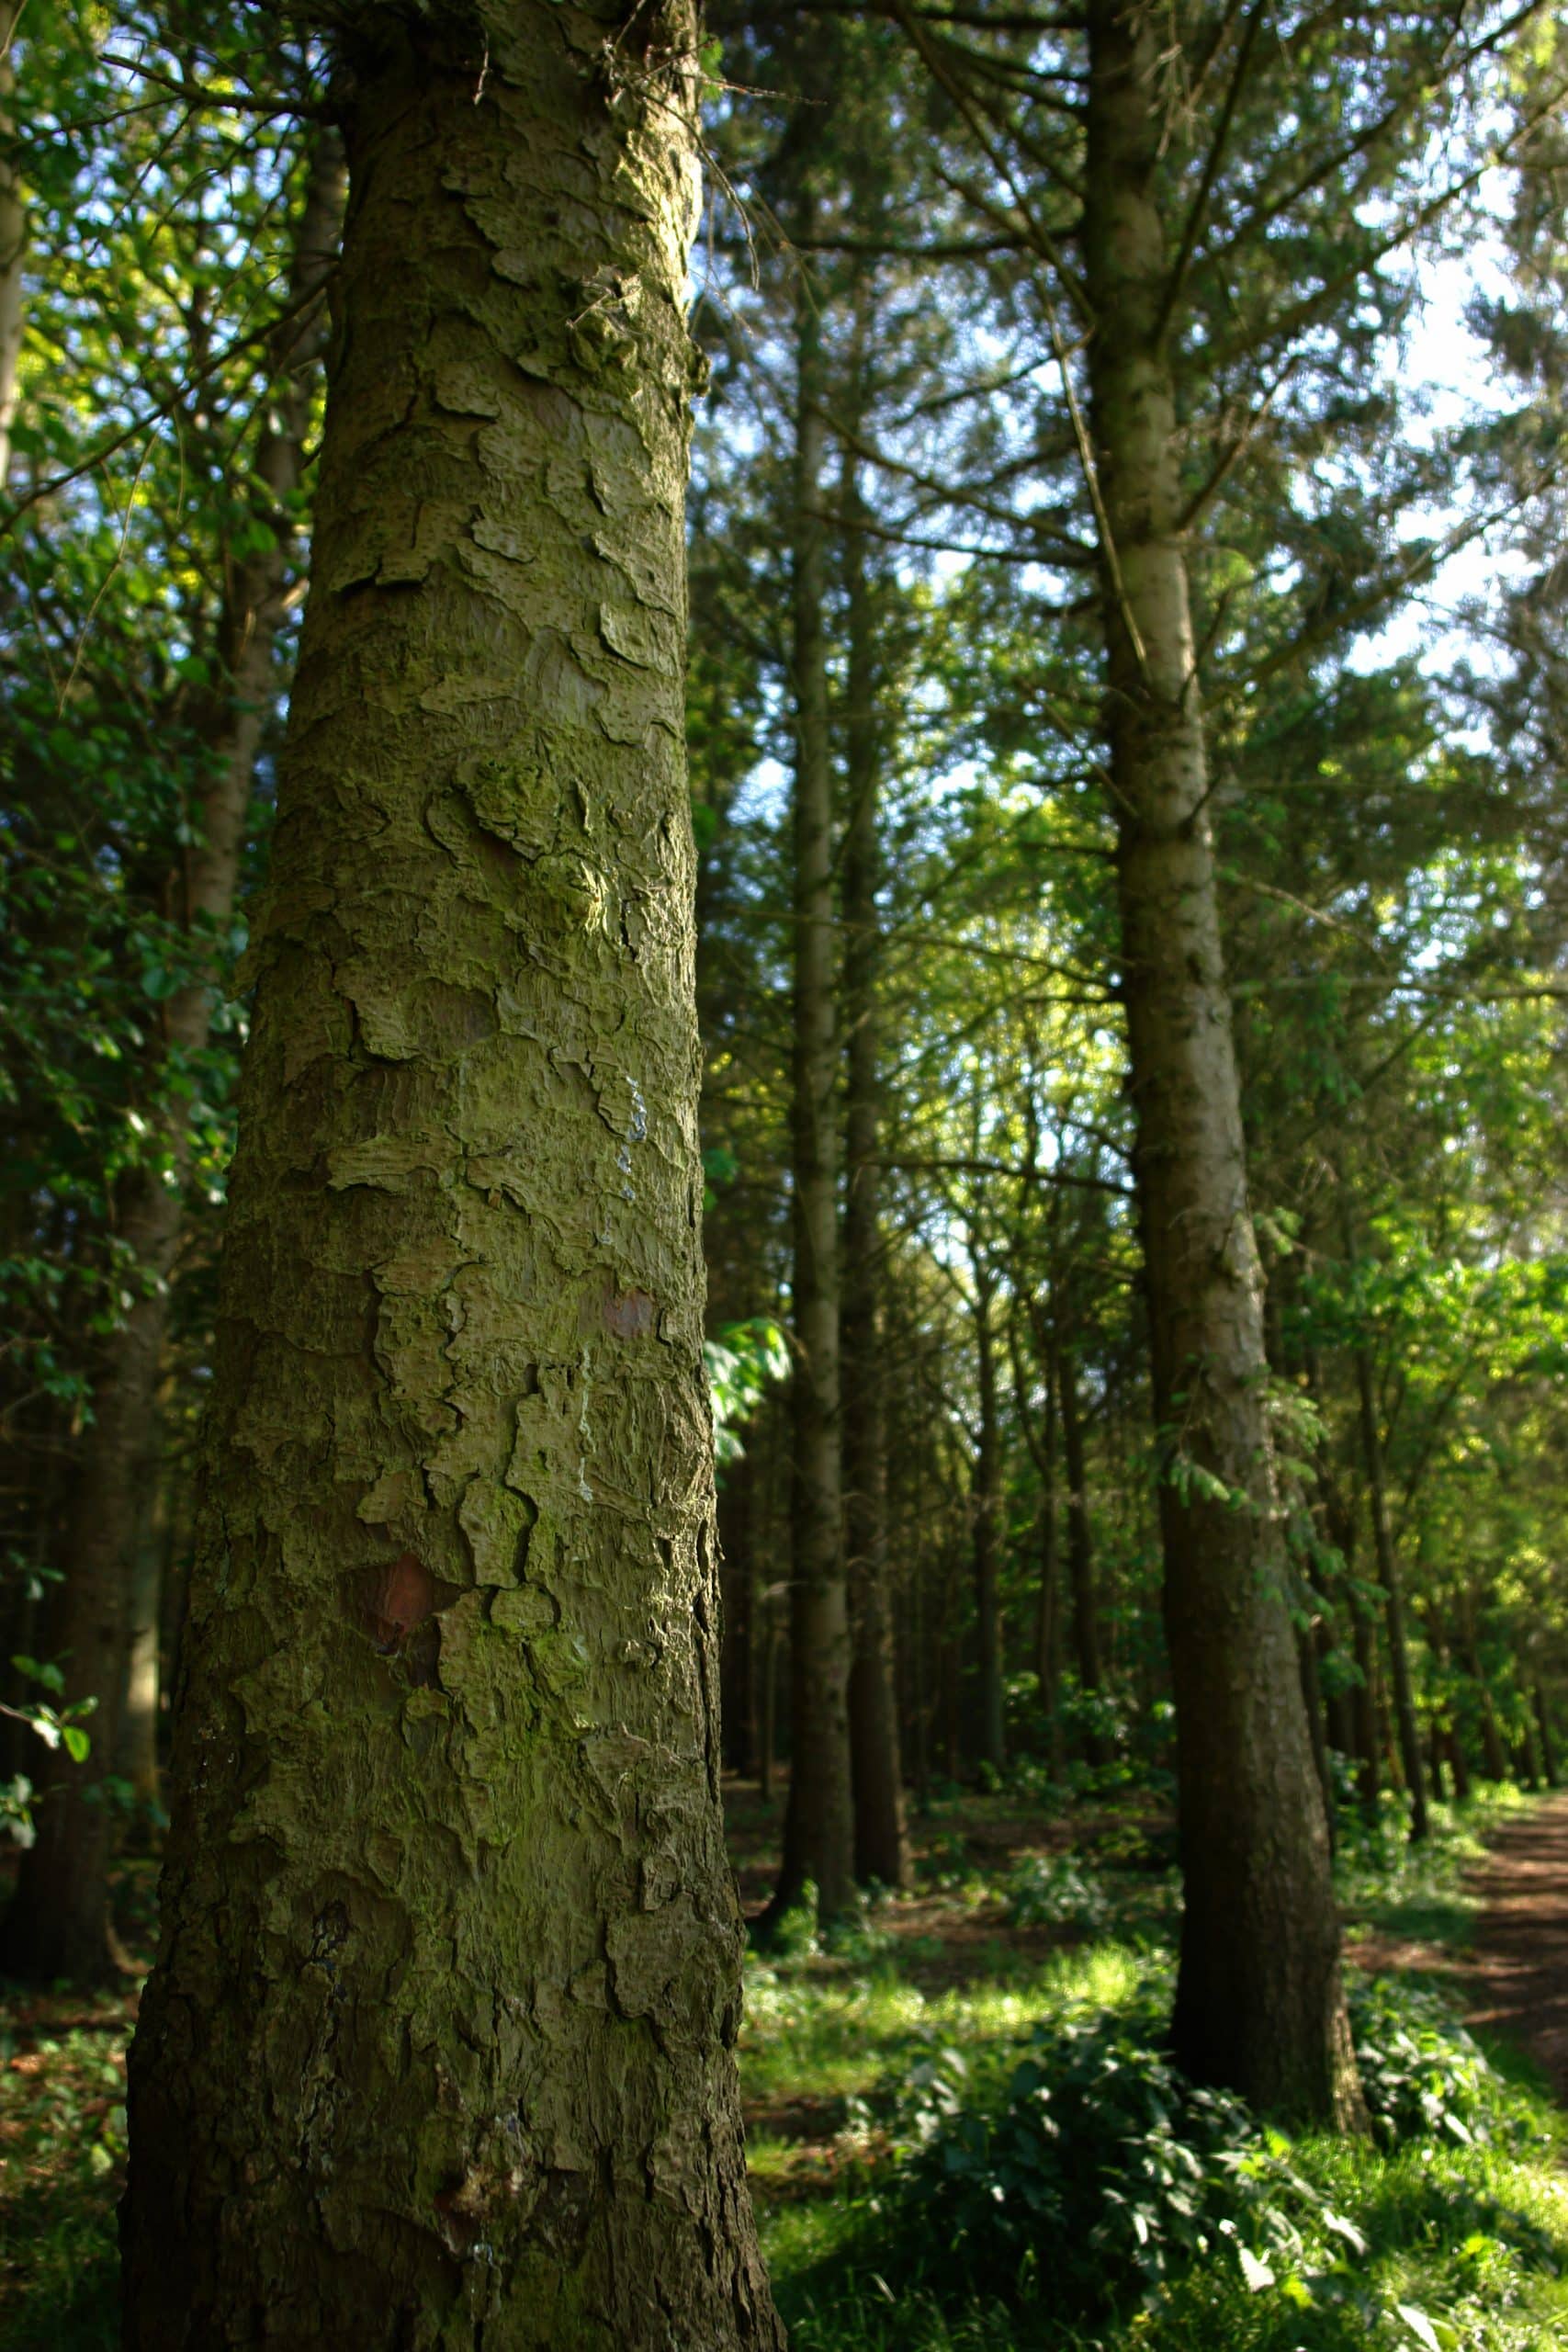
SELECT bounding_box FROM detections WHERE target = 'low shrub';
[872,1970,1531,2318]
[1002,1853,1111,1933]
[1349,1975,1537,2150]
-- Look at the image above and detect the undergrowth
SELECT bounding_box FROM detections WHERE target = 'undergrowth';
[748,1784,1568,2352]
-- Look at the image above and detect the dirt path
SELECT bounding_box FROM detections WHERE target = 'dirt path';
[1464,1791,1568,2102]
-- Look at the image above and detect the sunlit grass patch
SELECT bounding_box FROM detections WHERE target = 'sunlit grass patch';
[739,1939,1148,2116]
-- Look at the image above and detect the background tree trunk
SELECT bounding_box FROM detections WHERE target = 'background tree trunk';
[772,222,854,1928]
[970,1250,1005,1773]
[1355,1345,1428,1839]
[0,130,344,1984]
[1083,0,1362,2128]
[1058,1335,1108,1766]
[840,428,909,1889]
[123,16,782,2345]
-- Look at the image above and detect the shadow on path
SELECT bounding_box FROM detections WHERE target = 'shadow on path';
[1463,1792,1568,2101]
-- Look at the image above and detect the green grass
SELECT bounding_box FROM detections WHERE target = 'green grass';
[746,1786,1568,2352]
[1337,1784,1532,1954]
[755,1985,1568,2352]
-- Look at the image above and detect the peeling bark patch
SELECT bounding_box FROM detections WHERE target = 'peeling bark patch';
[604,1288,655,1339]
[363,1551,436,1652]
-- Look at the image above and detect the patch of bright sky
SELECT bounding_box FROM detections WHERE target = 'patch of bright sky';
[1349,167,1530,695]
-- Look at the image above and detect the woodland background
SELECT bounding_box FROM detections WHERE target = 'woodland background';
[4,2,1568,2347]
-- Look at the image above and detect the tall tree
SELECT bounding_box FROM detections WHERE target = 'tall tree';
[1079,0,1360,2124]
[122,5,783,2342]
[770,220,856,1928]
[840,410,910,1888]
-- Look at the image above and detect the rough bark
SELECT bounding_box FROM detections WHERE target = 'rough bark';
[1354,1346,1428,1840]
[0,0,24,487]
[122,13,782,2346]
[0,133,345,1986]
[771,221,854,1928]
[1082,0,1362,2127]
[840,435,909,1889]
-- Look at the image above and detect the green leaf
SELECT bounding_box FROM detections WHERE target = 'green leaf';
[1395,2303,1442,2352]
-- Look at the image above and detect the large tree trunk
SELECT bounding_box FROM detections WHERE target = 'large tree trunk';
[840,433,909,1889]
[771,221,854,1928]
[1082,0,1362,2128]
[970,1251,1006,1773]
[0,132,344,1985]
[122,15,783,2346]
[1354,1346,1428,1839]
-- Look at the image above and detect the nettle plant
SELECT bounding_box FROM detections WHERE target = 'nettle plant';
[879,1971,1533,2317]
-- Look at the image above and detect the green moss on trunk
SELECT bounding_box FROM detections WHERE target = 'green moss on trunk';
[121,8,783,2344]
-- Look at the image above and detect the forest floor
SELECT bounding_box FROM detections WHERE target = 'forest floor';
[0,1778,1566,2348]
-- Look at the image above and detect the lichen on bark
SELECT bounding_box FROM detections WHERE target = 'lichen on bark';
[121,6,784,2344]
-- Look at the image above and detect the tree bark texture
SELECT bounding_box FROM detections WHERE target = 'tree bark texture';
[840,438,909,1889]
[1082,0,1362,2128]
[773,226,854,1927]
[0,132,345,1986]
[122,14,782,2347]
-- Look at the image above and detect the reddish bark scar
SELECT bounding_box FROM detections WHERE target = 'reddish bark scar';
[365,1551,437,1653]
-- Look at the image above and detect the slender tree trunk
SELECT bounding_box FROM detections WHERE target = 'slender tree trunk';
[0,0,24,487]
[971,1254,1005,1774]
[1461,1595,1509,1781]
[122,18,783,2345]
[759,1598,779,1809]
[840,429,909,1889]
[1353,1343,1427,1839]
[1295,1603,1336,1853]
[1058,1335,1108,1764]
[718,1447,754,1776]
[1536,1683,1560,1787]
[1081,0,1361,2128]
[1019,1324,1064,1771]
[770,219,854,1928]
[116,1441,167,1804]
[1350,1592,1382,1817]
[0,133,345,1985]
